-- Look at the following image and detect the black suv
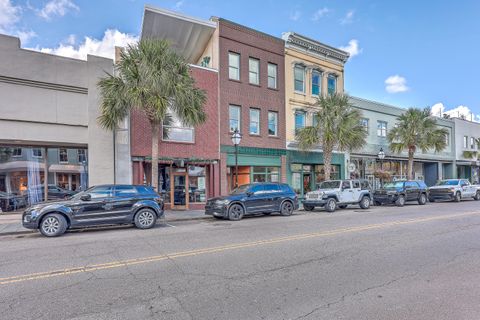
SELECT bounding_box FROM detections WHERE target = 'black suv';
[205,183,298,221]
[22,185,164,237]
[373,180,428,206]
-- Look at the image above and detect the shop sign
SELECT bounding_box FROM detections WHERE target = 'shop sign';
[348,163,356,173]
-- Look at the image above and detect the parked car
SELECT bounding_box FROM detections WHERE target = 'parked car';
[26,184,77,202]
[302,179,372,212]
[373,180,428,206]
[22,185,164,237]
[428,179,480,202]
[0,191,27,212]
[205,183,298,221]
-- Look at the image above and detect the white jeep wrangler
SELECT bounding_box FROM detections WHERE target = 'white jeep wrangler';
[302,180,372,212]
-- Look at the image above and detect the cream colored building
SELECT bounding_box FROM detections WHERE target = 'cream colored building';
[282,32,350,197]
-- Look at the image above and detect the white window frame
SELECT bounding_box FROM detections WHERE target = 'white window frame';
[268,111,278,137]
[248,57,260,85]
[229,105,241,133]
[59,148,68,163]
[267,63,277,89]
[294,64,305,93]
[327,74,337,95]
[464,136,468,149]
[311,70,322,96]
[162,108,195,143]
[32,148,42,158]
[249,108,260,135]
[360,118,369,133]
[445,133,449,146]
[471,137,475,149]
[12,148,22,157]
[295,110,306,132]
[377,121,387,137]
[228,52,240,81]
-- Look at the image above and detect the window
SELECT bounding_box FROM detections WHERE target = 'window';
[464,136,468,148]
[88,186,112,199]
[341,181,351,189]
[444,133,449,146]
[377,121,387,137]
[312,114,319,127]
[229,105,241,132]
[59,148,68,163]
[32,148,42,158]
[189,166,207,202]
[114,185,138,197]
[250,184,265,194]
[163,108,194,142]
[12,148,22,157]
[136,186,155,195]
[360,118,369,133]
[248,58,259,85]
[311,70,321,96]
[327,75,337,95]
[471,137,475,149]
[252,167,279,183]
[267,63,277,89]
[228,52,240,80]
[249,108,260,135]
[295,111,306,133]
[268,111,278,136]
[352,181,360,189]
[294,64,305,93]
[78,149,86,163]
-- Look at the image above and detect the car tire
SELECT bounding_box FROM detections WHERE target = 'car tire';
[474,191,480,201]
[418,193,427,205]
[303,205,314,211]
[428,198,435,203]
[374,201,382,206]
[213,215,224,219]
[338,205,348,209]
[134,208,157,229]
[39,213,68,237]
[325,198,337,212]
[280,201,294,216]
[359,196,371,209]
[454,192,461,202]
[395,195,405,207]
[228,203,244,221]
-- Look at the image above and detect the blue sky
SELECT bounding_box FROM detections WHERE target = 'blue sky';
[1,0,480,118]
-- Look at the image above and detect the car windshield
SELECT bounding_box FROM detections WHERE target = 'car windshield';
[318,181,341,189]
[383,182,404,188]
[436,180,459,186]
[230,184,251,195]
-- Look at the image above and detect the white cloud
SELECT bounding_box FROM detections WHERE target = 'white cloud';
[28,29,139,60]
[339,39,362,58]
[385,75,409,93]
[290,10,301,21]
[174,0,184,10]
[340,10,355,25]
[16,30,36,43]
[431,102,480,122]
[312,7,330,21]
[0,0,20,32]
[65,34,76,45]
[37,0,79,20]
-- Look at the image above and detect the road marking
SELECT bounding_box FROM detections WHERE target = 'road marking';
[164,223,177,228]
[1,210,478,286]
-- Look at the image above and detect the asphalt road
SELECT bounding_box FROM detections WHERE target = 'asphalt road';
[2,200,480,320]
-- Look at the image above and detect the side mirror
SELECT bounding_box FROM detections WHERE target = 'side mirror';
[80,194,91,201]
[246,191,254,197]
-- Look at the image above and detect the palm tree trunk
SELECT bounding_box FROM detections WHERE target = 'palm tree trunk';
[151,124,159,191]
[407,149,414,180]
[323,145,333,181]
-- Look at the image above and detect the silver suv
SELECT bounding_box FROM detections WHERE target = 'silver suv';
[302,180,372,212]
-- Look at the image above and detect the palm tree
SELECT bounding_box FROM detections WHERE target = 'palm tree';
[387,107,448,180]
[98,39,207,190]
[296,93,367,180]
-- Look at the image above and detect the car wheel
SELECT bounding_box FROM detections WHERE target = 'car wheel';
[228,203,244,221]
[359,196,371,209]
[303,205,314,211]
[280,201,294,216]
[454,192,461,202]
[474,191,480,201]
[395,195,405,207]
[134,208,157,229]
[374,201,382,206]
[428,198,435,203]
[325,198,337,212]
[418,193,427,205]
[39,213,67,237]
[338,205,348,209]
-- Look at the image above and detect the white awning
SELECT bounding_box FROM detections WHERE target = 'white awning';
[141,5,216,63]
[48,164,85,173]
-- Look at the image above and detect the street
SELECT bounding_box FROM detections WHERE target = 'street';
[1,201,480,320]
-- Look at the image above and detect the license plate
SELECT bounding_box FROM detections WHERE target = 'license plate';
[308,194,319,199]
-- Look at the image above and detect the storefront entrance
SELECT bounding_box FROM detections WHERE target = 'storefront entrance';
[171,171,187,210]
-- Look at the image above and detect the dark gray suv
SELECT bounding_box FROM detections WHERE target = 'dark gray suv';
[22,185,164,237]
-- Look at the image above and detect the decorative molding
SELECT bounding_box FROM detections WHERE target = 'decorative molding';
[283,32,349,64]
[0,75,87,94]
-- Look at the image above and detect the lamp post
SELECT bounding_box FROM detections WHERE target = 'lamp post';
[378,148,386,170]
[81,160,88,191]
[231,129,242,188]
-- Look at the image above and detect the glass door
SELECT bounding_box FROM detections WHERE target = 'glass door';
[171,172,188,210]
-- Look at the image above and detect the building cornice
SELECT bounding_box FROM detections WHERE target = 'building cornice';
[282,32,349,64]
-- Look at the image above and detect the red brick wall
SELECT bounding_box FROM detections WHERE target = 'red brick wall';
[130,65,219,160]
[218,19,286,150]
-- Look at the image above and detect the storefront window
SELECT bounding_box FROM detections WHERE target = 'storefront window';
[188,166,206,203]
[0,146,88,212]
[253,166,279,183]
[158,166,171,203]
[315,165,340,185]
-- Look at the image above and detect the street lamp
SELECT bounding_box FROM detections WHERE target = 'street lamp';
[231,129,242,188]
[377,148,385,170]
[81,160,88,191]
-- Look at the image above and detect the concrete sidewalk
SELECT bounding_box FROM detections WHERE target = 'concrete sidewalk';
[0,210,209,236]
